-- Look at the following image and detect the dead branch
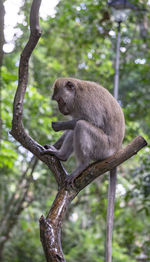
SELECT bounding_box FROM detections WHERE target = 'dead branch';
[10,0,148,261]
[10,0,67,187]
[74,136,147,192]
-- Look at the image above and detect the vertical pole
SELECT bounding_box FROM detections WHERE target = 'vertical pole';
[105,21,121,262]
[114,21,121,100]
[106,168,117,262]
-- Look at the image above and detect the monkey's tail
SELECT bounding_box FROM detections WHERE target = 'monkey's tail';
[105,167,117,262]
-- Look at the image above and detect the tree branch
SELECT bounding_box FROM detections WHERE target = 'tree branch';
[10,0,67,186]
[10,0,42,154]
[73,136,147,192]
[40,136,147,262]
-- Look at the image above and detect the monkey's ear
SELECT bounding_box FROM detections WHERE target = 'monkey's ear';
[65,81,75,91]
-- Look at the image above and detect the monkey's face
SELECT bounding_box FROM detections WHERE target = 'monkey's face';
[52,79,75,115]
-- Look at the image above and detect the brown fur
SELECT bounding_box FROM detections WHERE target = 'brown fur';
[45,77,125,177]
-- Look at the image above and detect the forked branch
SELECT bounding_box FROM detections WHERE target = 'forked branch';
[39,136,147,262]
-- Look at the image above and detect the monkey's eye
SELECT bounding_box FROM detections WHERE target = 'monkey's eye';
[65,81,74,91]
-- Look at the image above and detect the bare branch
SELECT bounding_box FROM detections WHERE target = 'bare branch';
[73,136,147,192]
[10,0,42,155]
[10,0,67,186]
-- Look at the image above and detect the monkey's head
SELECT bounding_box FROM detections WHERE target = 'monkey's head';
[52,78,76,115]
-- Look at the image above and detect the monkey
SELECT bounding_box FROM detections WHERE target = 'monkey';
[42,77,125,180]
[42,77,125,262]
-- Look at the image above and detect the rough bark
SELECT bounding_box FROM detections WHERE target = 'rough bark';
[10,0,148,261]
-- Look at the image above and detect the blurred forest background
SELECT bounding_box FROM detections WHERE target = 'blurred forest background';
[0,0,150,261]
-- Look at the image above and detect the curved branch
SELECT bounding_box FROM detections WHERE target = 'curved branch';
[74,136,147,192]
[10,0,42,155]
[10,0,67,186]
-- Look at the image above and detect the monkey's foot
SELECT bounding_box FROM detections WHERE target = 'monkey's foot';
[66,174,77,190]
[41,146,68,161]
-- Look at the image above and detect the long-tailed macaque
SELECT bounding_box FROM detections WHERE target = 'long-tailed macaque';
[42,77,125,262]
[42,77,125,179]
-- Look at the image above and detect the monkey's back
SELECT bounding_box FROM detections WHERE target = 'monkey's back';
[74,79,125,149]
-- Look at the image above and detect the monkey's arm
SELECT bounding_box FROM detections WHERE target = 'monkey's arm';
[53,132,67,149]
[42,131,73,161]
[43,132,67,151]
[52,119,80,132]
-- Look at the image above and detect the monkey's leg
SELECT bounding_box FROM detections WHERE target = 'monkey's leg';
[52,119,80,132]
[43,132,67,152]
[55,130,73,161]
[53,132,67,149]
[42,131,74,161]
[68,120,111,183]
[66,159,90,186]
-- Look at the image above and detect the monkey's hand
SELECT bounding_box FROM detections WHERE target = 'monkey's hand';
[52,119,80,132]
[52,121,63,132]
[41,145,57,156]
[41,145,68,161]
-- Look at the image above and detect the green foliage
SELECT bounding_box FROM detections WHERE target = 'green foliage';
[1,0,150,261]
